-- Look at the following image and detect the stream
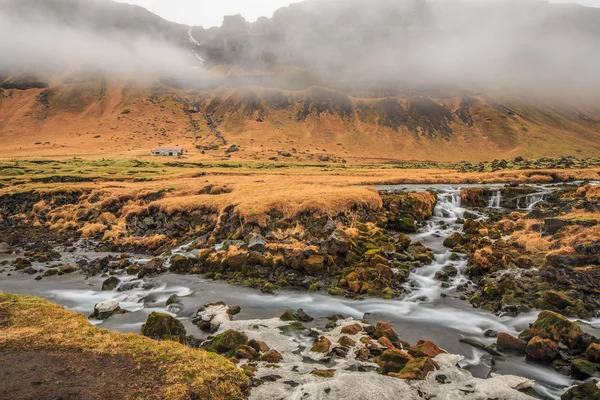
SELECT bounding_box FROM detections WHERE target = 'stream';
[0,183,596,399]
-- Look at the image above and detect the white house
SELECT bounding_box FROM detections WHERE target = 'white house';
[151,147,184,157]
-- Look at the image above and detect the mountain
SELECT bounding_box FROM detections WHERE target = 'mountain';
[1,0,600,162]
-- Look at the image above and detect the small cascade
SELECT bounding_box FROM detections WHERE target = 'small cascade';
[515,190,550,210]
[488,190,502,208]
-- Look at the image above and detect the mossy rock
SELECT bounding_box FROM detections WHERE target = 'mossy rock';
[373,322,401,348]
[102,276,121,291]
[311,336,331,353]
[248,339,270,353]
[279,310,298,321]
[390,357,439,380]
[587,343,600,363]
[140,312,187,344]
[525,336,558,363]
[443,233,466,248]
[258,350,283,363]
[544,291,574,310]
[381,287,395,300]
[375,348,413,375]
[561,381,600,400]
[408,340,445,358]
[529,310,584,349]
[571,359,597,380]
[341,324,363,335]
[261,282,278,294]
[338,336,356,348]
[234,345,258,360]
[328,287,346,296]
[204,329,249,355]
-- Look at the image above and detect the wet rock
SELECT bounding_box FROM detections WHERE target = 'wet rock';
[248,234,266,252]
[193,302,234,333]
[59,264,77,274]
[497,332,527,354]
[42,268,59,277]
[140,312,187,344]
[341,324,363,335]
[14,258,32,270]
[571,359,597,380]
[525,336,558,362]
[259,350,283,363]
[234,345,258,360]
[373,322,401,348]
[23,267,38,275]
[484,330,499,338]
[408,340,446,358]
[375,348,413,375]
[310,369,335,378]
[390,357,439,380]
[89,299,126,320]
[586,343,600,363]
[137,258,166,279]
[204,329,249,355]
[101,276,121,291]
[561,381,600,400]
[166,294,179,306]
[169,255,197,273]
[297,309,314,322]
[544,290,574,310]
[249,339,270,353]
[261,282,278,294]
[339,336,356,348]
[311,336,331,353]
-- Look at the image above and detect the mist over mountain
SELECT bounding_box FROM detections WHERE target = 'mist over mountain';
[1,0,600,98]
[1,0,600,162]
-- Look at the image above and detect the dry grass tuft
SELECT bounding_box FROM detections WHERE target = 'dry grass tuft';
[79,223,107,238]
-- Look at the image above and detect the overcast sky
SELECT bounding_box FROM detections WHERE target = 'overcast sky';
[115,0,600,27]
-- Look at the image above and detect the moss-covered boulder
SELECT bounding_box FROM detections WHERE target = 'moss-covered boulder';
[101,276,121,291]
[169,255,198,273]
[390,357,439,380]
[497,332,527,354]
[525,336,558,362]
[375,348,413,375]
[311,336,331,353]
[528,311,584,349]
[204,330,249,355]
[408,340,446,358]
[443,233,466,249]
[561,381,600,400]
[140,312,187,344]
[587,343,600,363]
[571,359,597,380]
[234,345,258,360]
[373,322,401,348]
[279,310,298,321]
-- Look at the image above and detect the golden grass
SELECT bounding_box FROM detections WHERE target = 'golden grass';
[0,293,249,400]
[79,223,107,238]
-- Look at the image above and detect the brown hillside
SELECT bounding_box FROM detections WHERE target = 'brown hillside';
[1,80,600,162]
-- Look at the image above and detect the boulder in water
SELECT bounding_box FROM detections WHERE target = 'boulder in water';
[375,348,413,375]
[90,299,126,320]
[390,357,439,380]
[586,343,600,363]
[561,381,600,400]
[101,276,121,291]
[311,336,331,353]
[408,340,446,358]
[140,312,187,344]
[528,310,584,349]
[373,322,401,348]
[497,332,527,354]
[525,336,558,362]
[443,233,466,248]
[571,359,597,380]
[203,329,249,355]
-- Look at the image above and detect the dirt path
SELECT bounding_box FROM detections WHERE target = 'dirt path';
[0,350,161,400]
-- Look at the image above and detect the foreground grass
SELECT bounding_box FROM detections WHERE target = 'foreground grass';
[0,293,250,400]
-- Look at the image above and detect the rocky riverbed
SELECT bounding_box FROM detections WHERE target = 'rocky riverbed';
[1,181,599,399]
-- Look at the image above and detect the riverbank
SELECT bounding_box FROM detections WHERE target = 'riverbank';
[0,293,250,400]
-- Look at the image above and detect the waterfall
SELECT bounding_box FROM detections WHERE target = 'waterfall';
[488,190,502,208]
